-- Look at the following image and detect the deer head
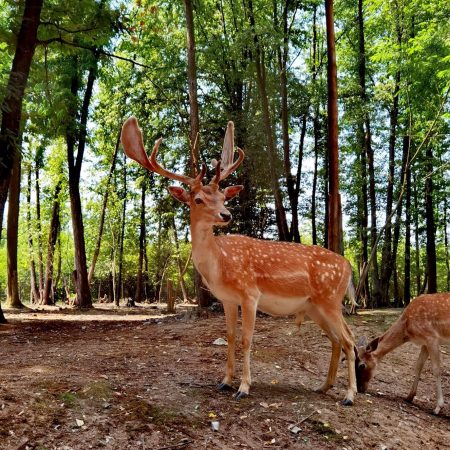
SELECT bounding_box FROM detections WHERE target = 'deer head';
[355,335,381,393]
[121,117,244,227]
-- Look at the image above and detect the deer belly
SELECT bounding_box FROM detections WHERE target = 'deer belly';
[257,294,310,316]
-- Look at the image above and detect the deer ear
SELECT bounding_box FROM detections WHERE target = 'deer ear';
[367,337,380,352]
[168,186,190,204]
[224,185,243,200]
[357,335,368,349]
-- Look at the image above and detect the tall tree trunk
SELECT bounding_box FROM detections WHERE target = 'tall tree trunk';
[311,5,320,246]
[404,137,412,304]
[356,0,370,303]
[26,165,40,303]
[425,146,437,293]
[184,0,214,308]
[116,153,127,306]
[379,71,400,306]
[413,173,421,295]
[42,181,62,305]
[66,57,97,309]
[0,0,43,242]
[247,0,289,241]
[325,0,342,254]
[6,148,23,308]
[277,0,298,242]
[35,157,44,300]
[444,198,450,292]
[135,174,147,304]
[88,129,120,284]
[391,134,409,305]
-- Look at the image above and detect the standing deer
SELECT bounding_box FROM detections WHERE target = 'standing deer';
[121,117,357,405]
[356,293,450,414]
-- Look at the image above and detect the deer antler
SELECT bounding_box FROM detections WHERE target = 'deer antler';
[121,117,205,186]
[210,121,245,185]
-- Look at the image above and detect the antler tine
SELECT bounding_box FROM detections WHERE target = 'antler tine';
[194,163,207,184]
[211,159,222,185]
[149,138,197,185]
[121,117,154,172]
[218,147,245,182]
[122,117,196,185]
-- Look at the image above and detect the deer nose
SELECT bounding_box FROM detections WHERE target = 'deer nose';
[219,212,232,222]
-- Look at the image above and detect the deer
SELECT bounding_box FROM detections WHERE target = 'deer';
[121,117,358,405]
[355,293,450,414]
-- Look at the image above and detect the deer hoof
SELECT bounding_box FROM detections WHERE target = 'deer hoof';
[234,391,249,401]
[217,383,233,392]
[340,398,354,407]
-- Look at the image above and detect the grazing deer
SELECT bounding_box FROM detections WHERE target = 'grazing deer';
[356,293,450,414]
[121,117,357,405]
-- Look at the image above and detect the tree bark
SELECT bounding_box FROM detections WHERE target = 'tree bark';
[425,146,437,293]
[88,128,121,284]
[277,0,299,242]
[66,57,97,309]
[184,0,214,308]
[135,174,147,304]
[404,137,412,304]
[391,134,409,305]
[0,0,43,242]
[325,0,342,254]
[247,0,289,241]
[356,0,370,303]
[42,181,62,305]
[6,147,23,308]
[379,71,400,306]
[116,153,127,306]
[26,165,40,303]
[35,156,44,300]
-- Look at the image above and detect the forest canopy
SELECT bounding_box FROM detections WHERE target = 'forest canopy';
[0,0,449,311]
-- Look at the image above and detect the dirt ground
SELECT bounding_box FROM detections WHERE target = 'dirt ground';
[0,303,449,450]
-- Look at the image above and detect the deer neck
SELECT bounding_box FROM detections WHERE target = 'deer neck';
[374,317,407,360]
[189,218,222,284]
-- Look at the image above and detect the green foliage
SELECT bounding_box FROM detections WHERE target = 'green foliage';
[1,0,450,307]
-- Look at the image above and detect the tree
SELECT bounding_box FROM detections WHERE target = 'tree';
[325,0,342,254]
[0,0,43,241]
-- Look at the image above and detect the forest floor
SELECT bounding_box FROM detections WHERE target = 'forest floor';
[0,302,449,450]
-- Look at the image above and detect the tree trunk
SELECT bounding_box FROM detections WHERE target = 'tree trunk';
[26,165,40,303]
[404,137,412,304]
[444,197,450,292]
[325,0,342,254]
[247,0,289,241]
[413,174,421,295]
[277,0,298,242]
[135,174,147,304]
[0,0,43,242]
[6,147,23,308]
[425,146,437,293]
[88,128,120,284]
[391,135,409,305]
[116,153,127,306]
[172,217,189,303]
[66,57,97,309]
[356,0,370,304]
[35,157,44,300]
[42,180,62,305]
[184,0,214,308]
[379,71,400,306]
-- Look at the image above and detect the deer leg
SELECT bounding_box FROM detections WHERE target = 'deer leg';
[316,340,341,394]
[235,299,257,400]
[427,343,444,415]
[340,319,357,406]
[406,345,428,403]
[218,302,238,391]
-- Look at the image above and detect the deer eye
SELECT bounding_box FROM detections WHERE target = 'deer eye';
[194,197,204,205]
